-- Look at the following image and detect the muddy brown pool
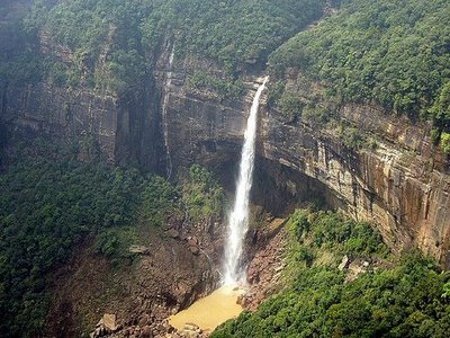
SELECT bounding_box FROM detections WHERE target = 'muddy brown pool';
[169,285,244,332]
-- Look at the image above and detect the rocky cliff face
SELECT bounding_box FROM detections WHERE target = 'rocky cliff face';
[1,26,164,170]
[158,58,450,267]
[261,94,450,267]
[2,28,449,267]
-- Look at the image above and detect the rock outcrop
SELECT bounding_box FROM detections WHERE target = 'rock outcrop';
[1,23,164,170]
[2,24,449,268]
[259,75,450,266]
[158,60,450,267]
[45,217,221,338]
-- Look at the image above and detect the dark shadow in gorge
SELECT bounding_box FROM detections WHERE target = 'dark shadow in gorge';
[251,156,347,217]
[194,149,348,220]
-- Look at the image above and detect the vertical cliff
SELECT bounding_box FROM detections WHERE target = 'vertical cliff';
[0,0,165,170]
[260,81,450,266]
[155,58,450,267]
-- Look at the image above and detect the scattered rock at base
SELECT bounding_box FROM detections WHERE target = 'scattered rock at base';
[90,313,119,338]
[188,246,199,255]
[187,236,199,247]
[184,323,199,331]
[345,259,369,283]
[103,313,118,331]
[236,294,244,306]
[338,255,350,271]
[180,322,203,338]
[129,245,151,255]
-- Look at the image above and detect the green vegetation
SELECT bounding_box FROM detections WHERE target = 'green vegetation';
[0,157,147,336]
[212,209,450,338]
[140,176,179,227]
[0,159,137,336]
[0,143,223,337]
[440,132,450,154]
[149,0,325,72]
[279,93,305,121]
[270,0,450,130]
[431,82,450,147]
[0,1,43,88]
[288,210,388,264]
[339,125,364,150]
[94,226,139,263]
[35,0,150,93]
[187,71,245,101]
[182,164,224,222]
[10,0,324,96]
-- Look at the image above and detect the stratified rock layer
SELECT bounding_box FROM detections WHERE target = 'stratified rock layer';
[160,63,450,267]
[2,29,449,267]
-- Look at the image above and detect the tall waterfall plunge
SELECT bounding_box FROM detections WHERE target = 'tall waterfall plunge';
[223,77,269,286]
[162,44,175,179]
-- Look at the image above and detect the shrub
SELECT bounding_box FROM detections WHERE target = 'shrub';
[440,132,450,154]
[182,165,224,222]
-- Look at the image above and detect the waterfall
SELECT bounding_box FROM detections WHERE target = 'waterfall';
[223,76,269,286]
[162,44,175,179]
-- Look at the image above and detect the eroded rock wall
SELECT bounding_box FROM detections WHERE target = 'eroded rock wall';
[159,64,450,267]
[261,103,450,265]
[1,28,164,170]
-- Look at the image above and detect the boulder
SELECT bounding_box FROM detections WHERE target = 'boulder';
[184,323,199,331]
[102,313,118,331]
[188,246,199,255]
[129,245,151,255]
[187,236,198,247]
[167,229,180,239]
[338,255,350,271]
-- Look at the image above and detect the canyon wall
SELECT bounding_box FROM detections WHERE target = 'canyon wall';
[1,24,164,170]
[158,60,450,267]
[261,96,450,266]
[1,28,449,267]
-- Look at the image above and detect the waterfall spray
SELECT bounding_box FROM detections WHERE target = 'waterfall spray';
[223,77,269,286]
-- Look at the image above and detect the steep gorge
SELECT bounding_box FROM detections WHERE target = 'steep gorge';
[1,1,450,336]
[1,0,449,268]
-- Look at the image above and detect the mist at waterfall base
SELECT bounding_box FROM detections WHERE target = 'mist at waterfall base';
[223,77,269,286]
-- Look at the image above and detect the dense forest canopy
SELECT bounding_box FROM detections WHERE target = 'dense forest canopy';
[212,210,450,338]
[270,0,450,130]
[12,0,324,93]
[0,143,223,336]
[4,0,449,129]
[1,0,450,337]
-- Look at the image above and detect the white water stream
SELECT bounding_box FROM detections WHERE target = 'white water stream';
[223,77,269,285]
[162,44,175,179]
[168,77,268,333]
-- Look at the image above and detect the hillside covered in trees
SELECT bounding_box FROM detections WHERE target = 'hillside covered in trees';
[270,0,450,147]
[1,0,450,337]
[0,141,224,336]
[5,0,324,95]
[213,210,450,338]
